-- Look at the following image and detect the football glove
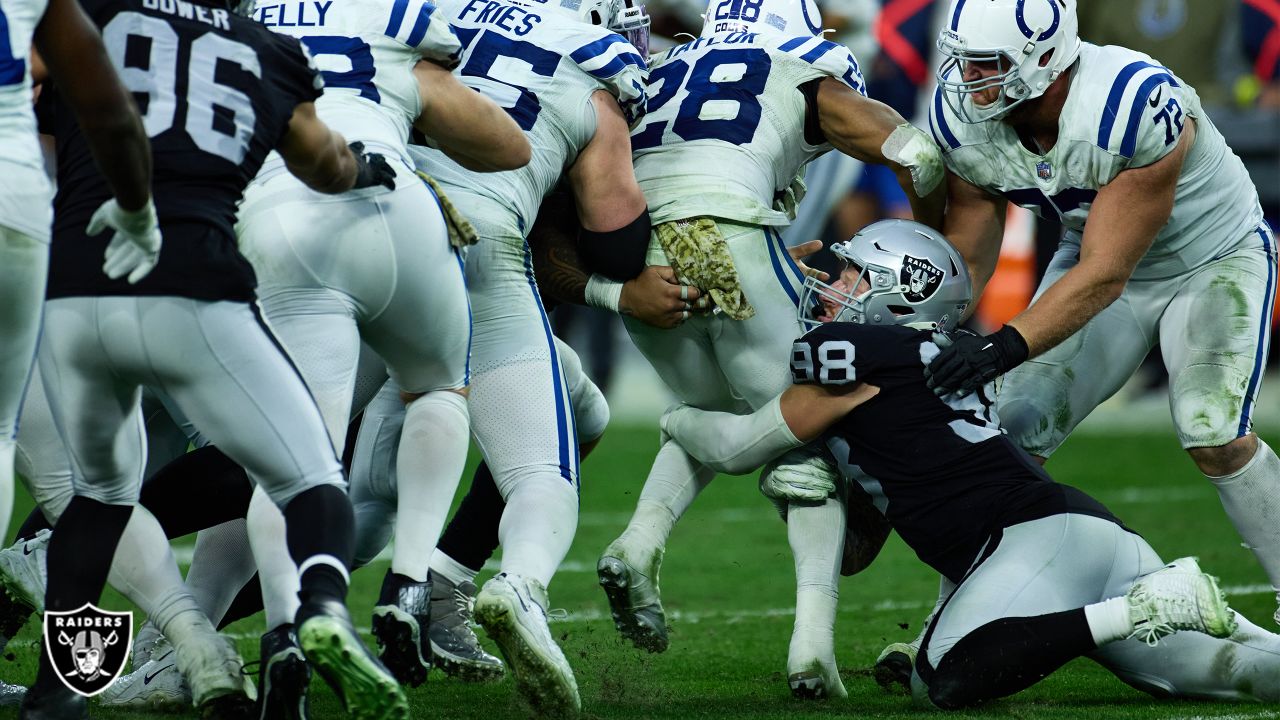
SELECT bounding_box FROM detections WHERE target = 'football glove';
[759,444,839,503]
[89,198,162,284]
[350,141,397,191]
[924,325,1029,397]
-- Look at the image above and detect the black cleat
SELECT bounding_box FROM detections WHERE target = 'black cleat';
[371,571,431,688]
[257,624,311,720]
[18,685,85,720]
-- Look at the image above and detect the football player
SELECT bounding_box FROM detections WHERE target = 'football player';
[402,0,649,711]
[24,0,404,714]
[0,0,153,584]
[597,0,945,698]
[236,0,529,708]
[920,0,1280,622]
[663,219,1280,709]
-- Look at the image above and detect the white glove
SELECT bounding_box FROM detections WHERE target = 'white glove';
[881,123,945,197]
[89,198,162,284]
[759,443,839,503]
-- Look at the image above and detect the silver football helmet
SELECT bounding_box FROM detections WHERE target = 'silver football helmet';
[799,219,971,332]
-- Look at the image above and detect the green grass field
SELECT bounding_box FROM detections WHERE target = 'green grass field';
[2,426,1279,720]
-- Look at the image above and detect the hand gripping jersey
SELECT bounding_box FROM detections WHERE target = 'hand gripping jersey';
[0,0,52,239]
[254,0,461,167]
[632,33,865,227]
[410,0,647,240]
[929,42,1266,281]
[39,0,323,300]
[791,322,1119,584]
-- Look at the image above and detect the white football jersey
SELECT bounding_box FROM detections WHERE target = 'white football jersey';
[254,0,461,166]
[631,32,866,227]
[0,0,52,238]
[929,42,1265,280]
[410,0,647,239]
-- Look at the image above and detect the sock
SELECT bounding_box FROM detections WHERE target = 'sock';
[13,507,51,543]
[185,519,258,626]
[0,441,13,545]
[36,497,133,693]
[392,391,470,582]
[139,445,254,538]
[786,497,844,675]
[247,488,300,630]
[497,477,578,587]
[283,484,354,605]
[435,462,505,572]
[430,550,479,586]
[1208,439,1280,592]
[1083,596,1134,646]
[928,609,1095,709]
[615,440,715,564]
[218,575,263,630]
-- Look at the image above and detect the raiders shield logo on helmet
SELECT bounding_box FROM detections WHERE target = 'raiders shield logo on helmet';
[900,255,944,303]
[43,604,132,696]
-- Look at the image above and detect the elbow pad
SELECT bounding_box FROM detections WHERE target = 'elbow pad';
[577,208,651,282]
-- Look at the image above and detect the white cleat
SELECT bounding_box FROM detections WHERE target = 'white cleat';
[1127,556,1237,646]
[101,637,192,710]
[873,641,917,695]
[475,573,579,717]
[176,632,257,715]
[0,529,49,615]
[787,655,846,700]
[132,620,163,668]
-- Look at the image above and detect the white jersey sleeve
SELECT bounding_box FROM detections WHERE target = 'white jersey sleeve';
[0,0,52,239]
[1093,61,1185,170]
[384,0,464,67]
[567,32,648,127]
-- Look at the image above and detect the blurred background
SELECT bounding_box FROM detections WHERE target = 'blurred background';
[551,0,1280,427]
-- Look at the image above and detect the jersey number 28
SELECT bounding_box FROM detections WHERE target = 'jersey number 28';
[632,47,770,151]
[103,12,258,164]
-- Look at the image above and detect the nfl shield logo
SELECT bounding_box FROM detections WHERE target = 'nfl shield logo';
[43,604,132,697]
[1036,161,1053,180]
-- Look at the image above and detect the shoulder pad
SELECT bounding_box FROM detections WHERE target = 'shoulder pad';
[567,28,649,127]
[385,0,463,68]
[771,36,865,95]
[1091,57,1184,163]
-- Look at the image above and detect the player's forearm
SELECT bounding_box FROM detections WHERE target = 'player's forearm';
[895,164,946,231]
[1007,263,1126,357]
[74,105,152,212]
[414,62,530,172]
[290,132,357,194]
[661,396,804,475]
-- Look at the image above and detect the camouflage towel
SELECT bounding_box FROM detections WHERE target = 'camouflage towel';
[655,218,754,321]
[416,171,478,248]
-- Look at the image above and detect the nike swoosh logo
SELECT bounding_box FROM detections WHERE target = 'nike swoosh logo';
[1149,87,1162,108]
[981,343,994,351]
[22,545,34,556]
[144,664,175,685]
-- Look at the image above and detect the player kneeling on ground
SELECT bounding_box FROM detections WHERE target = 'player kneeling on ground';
[661,219,1280,708]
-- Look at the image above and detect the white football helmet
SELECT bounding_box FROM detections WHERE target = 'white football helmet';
[799,220,971,332]
[699,0,822,39]
[523,0,650,55]
[936,0,1080,123]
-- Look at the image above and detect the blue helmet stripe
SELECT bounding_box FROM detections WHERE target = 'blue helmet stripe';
[949,0,967,31]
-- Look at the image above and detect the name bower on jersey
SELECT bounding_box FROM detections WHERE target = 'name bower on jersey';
[40,0,323,301]
[631,32,864,228]
[411,0,646,240]
[929,42,1264,280]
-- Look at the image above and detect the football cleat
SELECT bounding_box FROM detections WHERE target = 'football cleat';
[475,573,579,717]
[100,636,191,710]
[371,571,432,688]
[0,680,25,706]
[17,684,85,720]
[1127,556,1237,646]
[873,642,917,695]
[257,624,311,720]
[297,598,408,720]
[0,529,49,616]
[428,574,503,681]
[787,657,846,700]
[596,543,668,653]
[132,620,163,668]
[176,632,256,717]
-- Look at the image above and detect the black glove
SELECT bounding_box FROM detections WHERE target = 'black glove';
[350,141,396,191]
[924,325,1029,397]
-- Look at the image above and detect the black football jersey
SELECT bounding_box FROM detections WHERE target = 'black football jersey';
[39,0,323,301]
[791,323,1122,583]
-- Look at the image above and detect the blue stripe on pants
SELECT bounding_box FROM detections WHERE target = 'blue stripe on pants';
[1239,225,1277,437]
[522,246,577,484]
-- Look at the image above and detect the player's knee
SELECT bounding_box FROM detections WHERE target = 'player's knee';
[926,670,983,710]
[400,385,468,405]
[573,382,609,446]
[1189,434,1258,477]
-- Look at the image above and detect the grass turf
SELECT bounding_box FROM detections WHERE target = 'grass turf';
[1,426,1278,720]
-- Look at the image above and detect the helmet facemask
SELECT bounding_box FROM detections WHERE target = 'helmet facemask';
[936,40,1035,123]
[610,0,651,59]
